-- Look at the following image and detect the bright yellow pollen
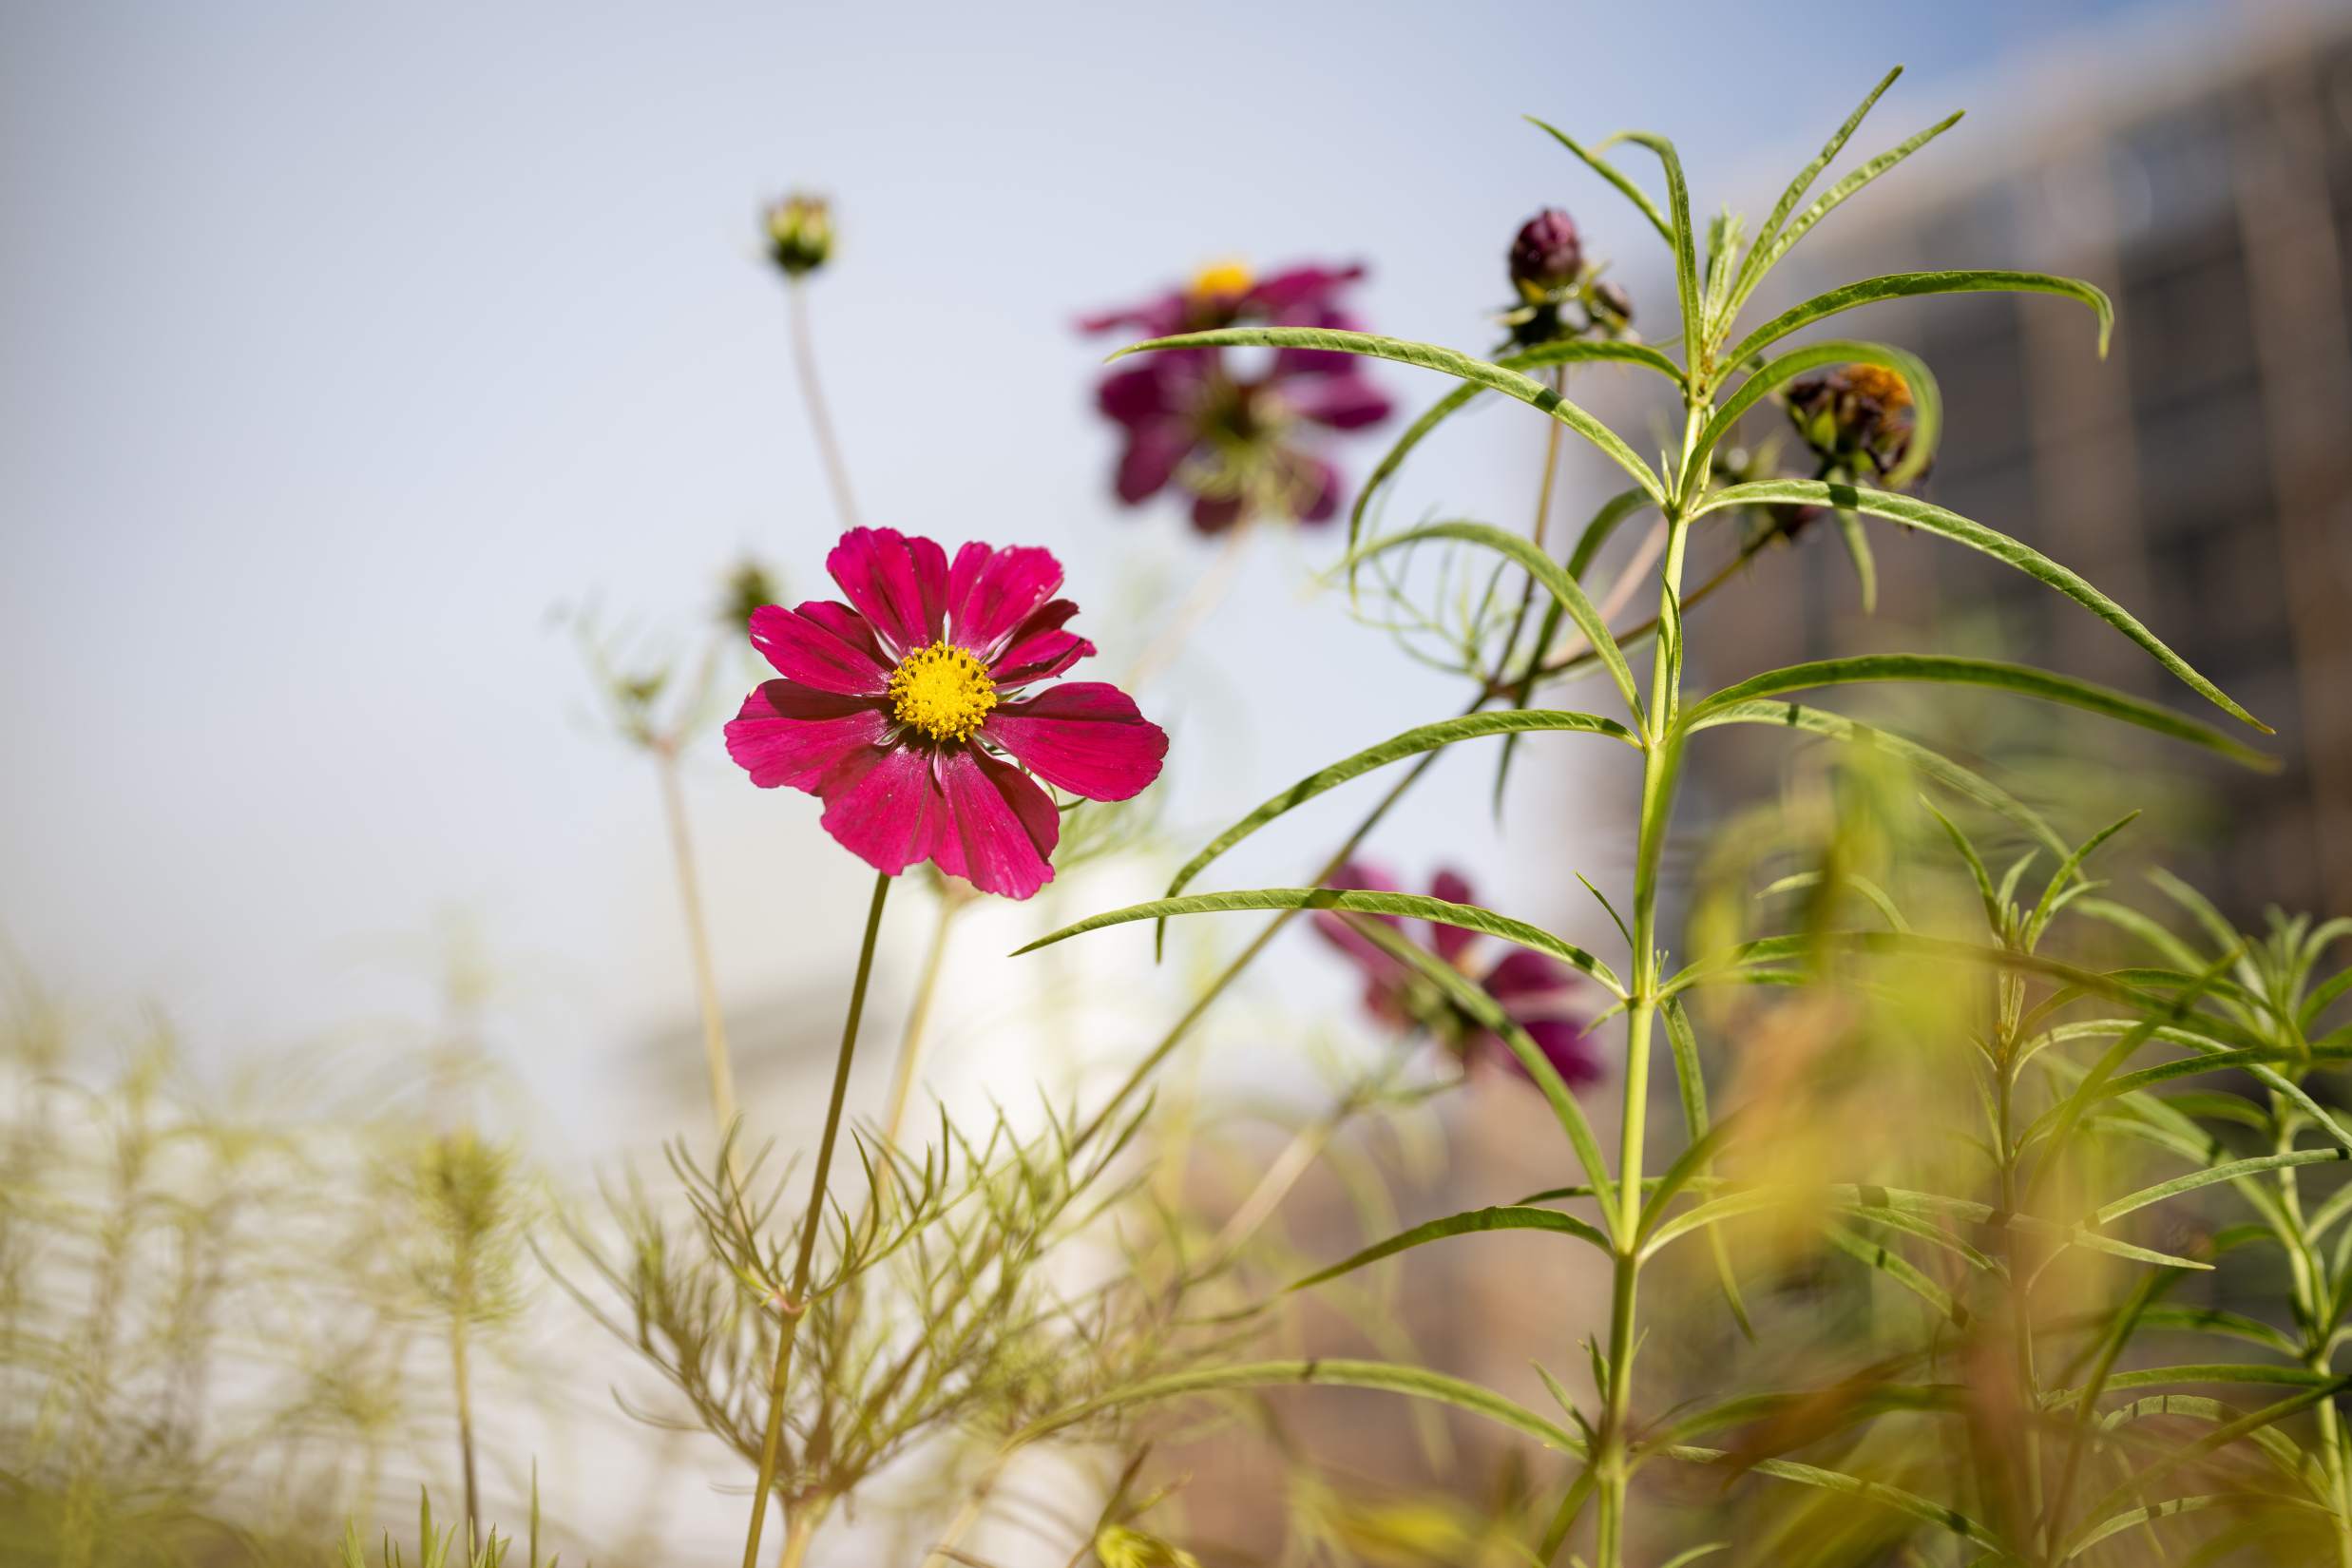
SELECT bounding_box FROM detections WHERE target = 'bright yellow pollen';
[887,641,998,742]
[1190,258,1252,298]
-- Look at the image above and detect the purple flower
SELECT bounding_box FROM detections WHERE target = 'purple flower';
[1311,861,1603,1089]
[1081,260,1392,535]
[723,527,1168,901]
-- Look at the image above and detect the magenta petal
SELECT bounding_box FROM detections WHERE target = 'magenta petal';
[1190,491,1245,534]
[1310,859,1407,991]
[931,746,1060,900]
[1426,868,1479,965]
[748,602,890,696]
[1286,451,1342,524]
[1488,1017,1604,1087]
[1116,420,1195,505]
[814,741,947,877]
[991,600,1094,689]
[982,682,1167,802]
[1483,947,1572,1002]
[827,527,948,657]
[1288,372,1394,430]
[723,683,890,790]
[1097,362,1178,428]
[947,543,1067,656]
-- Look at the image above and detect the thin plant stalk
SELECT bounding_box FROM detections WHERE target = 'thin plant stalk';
[449,1310,482,1557]
[1202,1106,1340,1269]
[1121,516,1256,694]
[787,277,861,531]
[738,870,893,1568]
[878,886,963,1158]
[1492,365,1571,678]
[1595,392,1705,1568]
[656,742,741,1146]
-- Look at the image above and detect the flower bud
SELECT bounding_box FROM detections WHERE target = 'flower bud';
[719,557,781,630]
[1508,208,1584,300]
[1589,277,1635,328]
[762,193,832,278]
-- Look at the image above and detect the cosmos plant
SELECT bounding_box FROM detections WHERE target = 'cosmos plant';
[1010,67,2352,1568]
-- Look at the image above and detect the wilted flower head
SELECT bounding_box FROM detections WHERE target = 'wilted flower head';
[1312,861,1602,1088]
[1081,260,1392,535]
[1787,363,1920,482]
[763,193,832,277]
[724,526,1168,899]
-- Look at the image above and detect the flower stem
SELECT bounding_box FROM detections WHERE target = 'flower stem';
[1203,1104,1341,1269]
[787,277,860,531]
[738,869,892,1568]
[880,885,964,1158]
[656,746,741,1149]
[1595,382,1703,1564]
[450,1310,481,1558]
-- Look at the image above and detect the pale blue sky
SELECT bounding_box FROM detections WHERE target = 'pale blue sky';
[0,0,2209,1144]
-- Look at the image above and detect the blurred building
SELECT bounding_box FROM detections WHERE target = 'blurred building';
[1675,4,2352,922]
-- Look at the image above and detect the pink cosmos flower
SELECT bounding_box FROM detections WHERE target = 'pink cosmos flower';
[1312,861,1603,1089]
[1080,260,1392,535]
[724,527,1168,900]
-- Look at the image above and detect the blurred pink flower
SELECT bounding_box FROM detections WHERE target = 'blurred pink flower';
[725,527,1167,900]
[1313,860,1603,1088]
[1081,260,1392,535]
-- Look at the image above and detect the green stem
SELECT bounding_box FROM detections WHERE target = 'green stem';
[738,870,892,1568]
[879,886,964,1158]
[657,746,741,1150]
[450,1312,482,1558]
[787,277,861,531]
[1596,394,1703,1568]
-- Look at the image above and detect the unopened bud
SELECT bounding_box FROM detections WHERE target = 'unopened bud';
[720,557,781,630]
[762,193,832,278]
[1508,208,1584,300]
[1589,278,1635,328]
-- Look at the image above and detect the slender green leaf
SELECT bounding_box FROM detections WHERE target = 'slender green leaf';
[1832,507,1879,613]
[1017,886,1627,999]
[1725,269,2113,371]
[1017,1359,1589,1457]
[1347,344,1678,564]
[1694,481,2264,731]
[1289,1204,1610,1292]
[1605,130,1701,359]
[1658,1447,1998,1548]
[2058,1380,2351,1557]
[1822,1220,1968,1325]
[1687,655,2271,768]
[1111,326,1665,502]
[2094,1148,2352,1227]
[1350,914,1618,1230]
[1525,116,1672,244]
[1685,699,2073,863]
[1348,521,1646,722]
[1731,112,1965,316]
[1733,67,1902,303]
[1158,709,1639,927]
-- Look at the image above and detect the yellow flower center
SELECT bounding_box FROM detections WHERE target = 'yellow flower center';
[1190,258,1252,298]
[888,641,997,742]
